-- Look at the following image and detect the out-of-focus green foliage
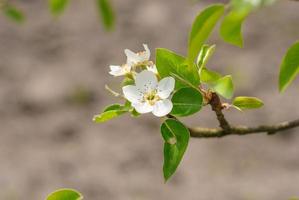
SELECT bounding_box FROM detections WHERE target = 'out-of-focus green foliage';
[220,0,276,47]
[96,0,115,30]
[2,4,25,23]
[46,189,83,200]
[279,41,299,92]
[49,0,70,16]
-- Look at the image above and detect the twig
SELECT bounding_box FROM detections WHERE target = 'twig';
[189,119,299,138]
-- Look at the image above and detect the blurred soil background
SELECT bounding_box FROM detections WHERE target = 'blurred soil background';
[0,0,299,199]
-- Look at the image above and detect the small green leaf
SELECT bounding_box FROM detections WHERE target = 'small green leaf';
[279,41,299,92]
[156,48,200,89]
[200,68,222,84]
[3,5,25,23]
[188,4,224,64]
[232,96,264,110]
[161,119,190,181]
[171,87,203,117]
[97,0,115,30]
[93,104,128,123]
[197,44,216,70]
[46,188,83,200]
[49,0,69,16]
[212,75,234,99]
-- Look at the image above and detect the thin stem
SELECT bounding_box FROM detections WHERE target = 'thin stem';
[189,119,299,138]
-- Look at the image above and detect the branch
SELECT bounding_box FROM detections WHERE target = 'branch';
[189,119,299,138]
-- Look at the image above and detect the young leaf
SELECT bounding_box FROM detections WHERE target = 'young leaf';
[96,0,115,30]
[49,0,69,16]
[279,41,299,92]
[232,96,264,110]
[156,48,200,89]
[161,119,190,181]
[93,104,128,123]
[220,9,250,47]
[3,5,25,23]
[46,188,83,200]
[197,44,216,70]
[188,4,224,64]
[212,75,234,99]
[200,68,222,84]
[171,87,203,117]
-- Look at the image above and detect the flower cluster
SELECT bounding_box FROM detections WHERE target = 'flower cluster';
[109,44,175,117]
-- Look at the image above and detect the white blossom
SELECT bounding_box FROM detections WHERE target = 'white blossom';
[109,64,131,77]
[125,44,151,67]
[122,70,175,117]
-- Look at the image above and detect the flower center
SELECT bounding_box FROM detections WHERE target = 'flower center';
[143,90,160,106]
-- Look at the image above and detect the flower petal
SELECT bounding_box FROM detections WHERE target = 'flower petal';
[125,49,140,64]
[152,99,173,117]
[142,44,151,61]
[132,102,153,114]
[109,65,125,76]
[135,70,158,91]
[157,77,175,99]
[147,64,158,74]
[122,85,142,103]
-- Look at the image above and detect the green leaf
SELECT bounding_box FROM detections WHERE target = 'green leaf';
[161,119,190,181]
[197,44,216,70]
[212,75,234,99]
[156,48,200,89]
[188,4,224,64]
[93,104,128,123]
[279,41,299,92]
[200,68,222,84]
[220,9,250,47]
[46,188,83,200]
[49,0,69,16]
[232,96,264,110]
[171,87,203,117]
[3,5,25,23]
[97,0,115,30]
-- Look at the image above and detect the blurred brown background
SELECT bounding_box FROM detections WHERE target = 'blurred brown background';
[1,0,299,199]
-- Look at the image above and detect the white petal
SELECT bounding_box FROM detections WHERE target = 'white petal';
[109,65,125,76]
[125,49,140,63]
[147,64,158,74]
[142,44,151,60]
[122,85,142,103]
[132,102,153,114]
[135,70,158,91]
[157,77,175,99]
[152,99,173,117]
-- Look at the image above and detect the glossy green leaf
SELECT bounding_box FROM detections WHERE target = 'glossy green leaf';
[161,119,190,181]
[197,44,216,70]
[212,75,234,99]
[3,5,25,23]
[171,87,203,117]
[200,68,222,84]
[279,41,299,92]
[156,48,200,89]
[49,0,69,16]
[46,188,83,200]
[188,4,224,64]
[232,96,264,110]
[93,104,128,123]
[97,0,115,30]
